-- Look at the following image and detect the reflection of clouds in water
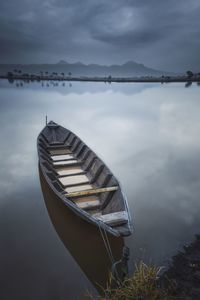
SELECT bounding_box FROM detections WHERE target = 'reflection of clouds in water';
[123,145,200,264]
[0,153,32,197]
[0,185,95,300]
[0,83,200,266]
[0,118,40,200]
[160,102,200,148]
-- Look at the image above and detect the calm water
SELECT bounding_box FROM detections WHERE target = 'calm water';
[0,80,200,299]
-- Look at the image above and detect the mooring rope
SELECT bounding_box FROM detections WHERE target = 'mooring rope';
[103,226,115,265]
[98,222,115,265]
[98,222,123,286]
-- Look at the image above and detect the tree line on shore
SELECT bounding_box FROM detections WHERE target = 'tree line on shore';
[3,68,200,88]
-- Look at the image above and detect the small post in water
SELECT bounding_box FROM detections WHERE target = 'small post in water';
[45,115,48,125]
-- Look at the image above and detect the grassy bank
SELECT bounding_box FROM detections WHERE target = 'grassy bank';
[98,262,172,300]
[88,235,200,300]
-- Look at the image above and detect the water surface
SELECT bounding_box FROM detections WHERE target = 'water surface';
[0,80,200,299]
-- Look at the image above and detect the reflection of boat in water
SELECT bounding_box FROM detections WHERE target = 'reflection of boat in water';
[39,166,126,294]
[37,121,133,236]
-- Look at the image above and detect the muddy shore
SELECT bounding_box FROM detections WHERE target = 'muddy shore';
[162,235,200,299]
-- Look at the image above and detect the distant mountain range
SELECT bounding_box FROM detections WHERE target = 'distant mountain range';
[0,60,172,77]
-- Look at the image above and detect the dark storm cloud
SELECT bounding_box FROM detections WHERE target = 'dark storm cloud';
[92,29,163,48]
[0,0,200,71]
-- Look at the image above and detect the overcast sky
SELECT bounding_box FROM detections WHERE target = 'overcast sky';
[0,0,200,72]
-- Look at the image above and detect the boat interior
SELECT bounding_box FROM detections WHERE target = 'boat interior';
[38,122,131,234]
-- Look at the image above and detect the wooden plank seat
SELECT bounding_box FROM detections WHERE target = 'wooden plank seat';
[53,158,76,163]
[51,154,74,161]
[49,141,64,146]
[56,166,84,176]
[53,159,80,166]
[74,196,100,210]
[49,149,72,156]
[58,174,89,187]
[65,184,93,194]
[96,211,128,226]
[47,144,72,150]
[65,186,118,198]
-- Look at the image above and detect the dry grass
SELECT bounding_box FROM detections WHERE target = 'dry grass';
[87,262,174,300]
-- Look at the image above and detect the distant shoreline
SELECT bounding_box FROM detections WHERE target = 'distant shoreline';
[0,74,200,83]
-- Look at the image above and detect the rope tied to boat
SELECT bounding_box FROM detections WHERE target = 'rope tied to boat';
[98,221,130,284]
[98,222,115,265]
[111,246,130,284]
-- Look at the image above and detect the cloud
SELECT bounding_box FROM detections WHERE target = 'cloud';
[0,0,200,71]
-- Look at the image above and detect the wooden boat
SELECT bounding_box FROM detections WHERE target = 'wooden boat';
[39,166,126,293]
[37,121,133,236]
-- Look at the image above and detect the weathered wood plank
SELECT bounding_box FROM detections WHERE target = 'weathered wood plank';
[66,186,118,198]
[51,154,74,161]
[49,149,72,156]
[74,196,99,203]
[53,159,78,166]
[47,144,71,150]
[75,198,100,210]
[59,174,89,186]
[76,201,100,209]
[65,184,93,193]
[96,211,128,226]
[56,166,84,176]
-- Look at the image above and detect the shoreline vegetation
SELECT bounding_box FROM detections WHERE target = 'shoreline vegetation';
[1,70,200,84]
[90,235,200,300]
[89,263,171,300]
